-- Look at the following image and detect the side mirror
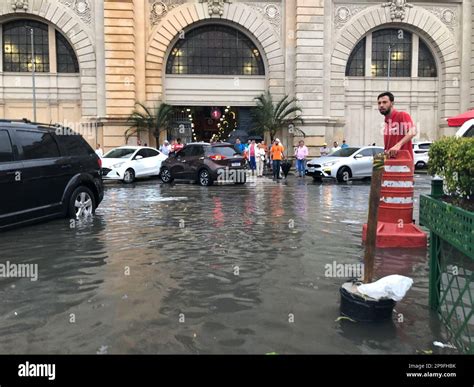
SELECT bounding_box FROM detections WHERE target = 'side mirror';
[354,154,363,159]
[135,155,143,160]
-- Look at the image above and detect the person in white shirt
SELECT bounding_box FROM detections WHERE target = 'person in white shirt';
[256,142,267,177]
[320,142,330,156]
[331,141,340,154]
[95,144,103,158]
[159,140,171,156]
[294,140,309,177]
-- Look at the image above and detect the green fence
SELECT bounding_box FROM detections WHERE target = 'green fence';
[420,190,473,354]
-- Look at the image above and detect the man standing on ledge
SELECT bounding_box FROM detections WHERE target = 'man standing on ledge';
[377,92,416,158]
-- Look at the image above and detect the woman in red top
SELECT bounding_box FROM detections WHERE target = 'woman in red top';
[173,138,184,152]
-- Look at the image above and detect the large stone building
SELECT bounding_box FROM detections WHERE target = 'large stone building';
[0,0,472,153]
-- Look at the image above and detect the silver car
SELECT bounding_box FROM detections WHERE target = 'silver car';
[305,146,384,182]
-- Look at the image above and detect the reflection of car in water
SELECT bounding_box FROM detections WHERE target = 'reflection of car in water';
[305,146,384,182]
[160,142,246,186]
[101,146,167,184]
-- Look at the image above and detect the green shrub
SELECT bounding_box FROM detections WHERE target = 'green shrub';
[428,136,474,199]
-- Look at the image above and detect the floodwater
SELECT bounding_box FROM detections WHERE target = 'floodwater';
[0,173,447,354]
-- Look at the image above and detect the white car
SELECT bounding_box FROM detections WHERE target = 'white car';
[412,141,432,169]
[455,118,474,137]
[101,146,167,183]
[305,146,384,182]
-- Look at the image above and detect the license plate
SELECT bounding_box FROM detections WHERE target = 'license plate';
[308,167,315,173]
[232,162,240,167]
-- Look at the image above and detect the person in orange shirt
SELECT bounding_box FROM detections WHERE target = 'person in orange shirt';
[270,138,285,180]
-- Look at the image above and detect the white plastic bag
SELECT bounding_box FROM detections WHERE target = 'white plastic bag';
[357,274,413,301]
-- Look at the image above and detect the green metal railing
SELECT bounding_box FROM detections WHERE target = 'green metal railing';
[420,180,474,354]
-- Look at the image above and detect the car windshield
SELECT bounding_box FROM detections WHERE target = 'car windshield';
[206,146,240,157]
[464,125,474,137]
[329,147,359,157]
[104,148,136,159]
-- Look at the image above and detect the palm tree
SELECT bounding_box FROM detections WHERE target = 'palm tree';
[125,102,175,143]
[251,92,304,141]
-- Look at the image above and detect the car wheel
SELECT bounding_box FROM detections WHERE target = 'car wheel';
[415,161,426,169]
[336,167,351,183]
[160,167,174,183]
[69,186,95,219]
[198,169,213,186]
[123,168,135,184]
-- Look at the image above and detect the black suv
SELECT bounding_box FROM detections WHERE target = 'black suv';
[0,120,104,230]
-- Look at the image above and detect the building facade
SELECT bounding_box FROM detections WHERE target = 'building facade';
[0,0,472,153]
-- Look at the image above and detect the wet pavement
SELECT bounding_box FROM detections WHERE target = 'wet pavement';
[0,172,447,354]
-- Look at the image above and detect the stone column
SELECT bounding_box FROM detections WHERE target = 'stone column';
[461,0,472,111]
[134,0,153,145]
[295,0,324,118]
[96,0,106,118]
[48,25,57,73]
[295,0,331,156]
[284,0,296,97]
[135,0,146,104]
[103,0,137,150]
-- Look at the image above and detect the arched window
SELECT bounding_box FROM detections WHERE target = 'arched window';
[166,25,265,75]
[3,20,50,72]
[345,38,365,76]
[56,30,79,73]
[372,29,412,77]
[418,40,437,77]
[2,19,79,74]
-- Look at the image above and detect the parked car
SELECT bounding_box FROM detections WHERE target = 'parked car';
[101,146,167,183]
[305,146,384,182]
[0,120,104,230]
[160,142,246,186]
[455,118,474,137]
[412,141,432,169]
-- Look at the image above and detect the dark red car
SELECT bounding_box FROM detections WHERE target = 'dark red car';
[159,142,246,186]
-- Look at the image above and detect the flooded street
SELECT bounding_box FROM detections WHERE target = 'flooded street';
[0,173,443,354]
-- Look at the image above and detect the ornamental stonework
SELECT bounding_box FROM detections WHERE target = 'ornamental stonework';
[149,0,186,25]
[243,3,281,35]
[334,5,367,30]
[426,7,456,32]
[381,0,413,21]
[199,0,231,16]
[58,0,92,24]
[11,0,28,11]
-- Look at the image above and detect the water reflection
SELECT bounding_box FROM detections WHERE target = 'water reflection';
[0,175,440,353]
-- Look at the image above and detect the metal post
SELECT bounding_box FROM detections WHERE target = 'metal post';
[387,45,391,91]
[428,179,442,310]
[27,26,37,123]
[363,154,384,283]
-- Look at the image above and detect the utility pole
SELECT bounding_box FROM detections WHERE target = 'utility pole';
[26,26,37,122]
[387,45,391,92]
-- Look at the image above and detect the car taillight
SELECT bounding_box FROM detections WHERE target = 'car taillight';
[98,157,102,168]
[210,155,226,160]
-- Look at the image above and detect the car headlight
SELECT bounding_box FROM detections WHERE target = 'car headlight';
[113,162,125,169]
[321,161,337,167]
